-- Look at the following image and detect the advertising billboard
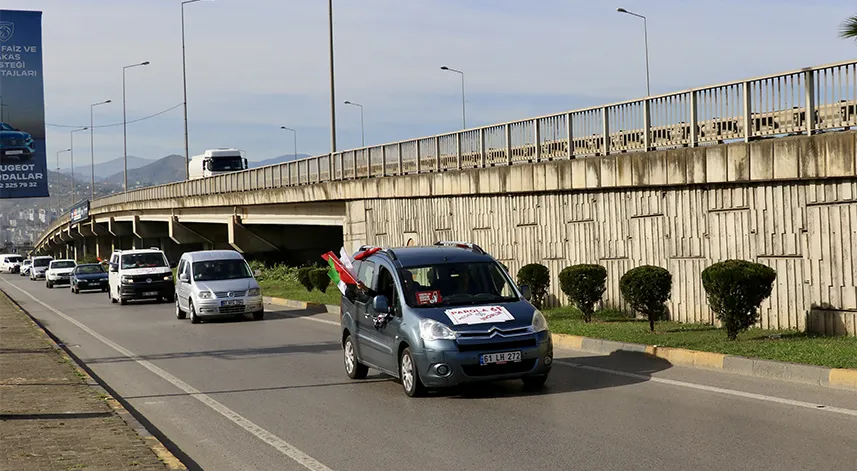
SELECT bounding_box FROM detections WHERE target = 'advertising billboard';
[0,10,48,199]
[69,199,89,224]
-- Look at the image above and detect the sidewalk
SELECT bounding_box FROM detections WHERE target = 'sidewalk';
[0,291,174,471]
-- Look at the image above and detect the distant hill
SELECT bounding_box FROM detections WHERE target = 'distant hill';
[248,154,310,169]
[59,155,154,180]
[105,154,186,188]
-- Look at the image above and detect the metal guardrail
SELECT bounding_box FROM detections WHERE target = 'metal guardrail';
[41,60,857,243]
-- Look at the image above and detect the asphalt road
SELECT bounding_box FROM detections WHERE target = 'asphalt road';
[2,273,857,471]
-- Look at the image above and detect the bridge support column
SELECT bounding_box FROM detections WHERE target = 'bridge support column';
[169,217,212,247]
[227,216,278,254]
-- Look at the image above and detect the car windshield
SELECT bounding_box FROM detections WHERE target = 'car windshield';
[7,256,22,263]
[33,258,51,267]
[399,261,518,308]
[121,253,166,269]
[22,260,31,265]
[50,261,75,269]
[192,259,252,281]
[76,265,104,274]
[0,123,14,131]
[206,157,244,171]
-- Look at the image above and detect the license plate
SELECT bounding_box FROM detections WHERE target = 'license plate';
[6,150,23,155]
[143,291,158,297]
[480,351,522,365]
[221,299,243,306]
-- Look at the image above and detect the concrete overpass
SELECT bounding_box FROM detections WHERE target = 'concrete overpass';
[36,59,857,335]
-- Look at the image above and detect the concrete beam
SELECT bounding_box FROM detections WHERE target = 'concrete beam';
[108,217,133,237]
[78,222,95,238]
[228,216,278,254]
[59,229,73,242]
[89,221,110,237]
[132,215,168,239]
[168,217,212,245]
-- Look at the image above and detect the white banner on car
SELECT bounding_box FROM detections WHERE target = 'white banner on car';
[444,306,515,325]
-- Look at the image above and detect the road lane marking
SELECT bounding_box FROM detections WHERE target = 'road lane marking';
[273,310,339,326]
[3,279,335,471]
[555,359,857,418]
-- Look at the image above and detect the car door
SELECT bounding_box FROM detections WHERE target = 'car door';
[353,259,388,369]
[175,259,187,309]
[108,253,120,295]
[364,264,403,373]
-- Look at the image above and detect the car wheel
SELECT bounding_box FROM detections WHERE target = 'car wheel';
[521,374,549,389]
[343,334,368,380]
[46,281,52,289]
[109,287,117,303]
[252,310,264,321]
[71,286,77,294]
[119,297,127,305]
[175,298,186,320]
[400,347,426,397]
[189,301,200,324]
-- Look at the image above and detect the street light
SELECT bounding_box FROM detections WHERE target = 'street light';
[328,0,337,153]
[55,148,71,215]
[90,99,111,201]
[123,61,149,192]
[182,0,213,181]
[280,126,298,160]
[70,127,88,203]
[617,7,651,96]
[440,66,466,129]
[343,101,365,147]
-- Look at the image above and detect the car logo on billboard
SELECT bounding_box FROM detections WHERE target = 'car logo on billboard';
[0,22,14,42]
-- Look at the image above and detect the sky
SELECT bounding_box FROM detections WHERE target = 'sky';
[2,0,856,166]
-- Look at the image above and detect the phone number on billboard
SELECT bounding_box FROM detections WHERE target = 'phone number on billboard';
[3,182,40,189]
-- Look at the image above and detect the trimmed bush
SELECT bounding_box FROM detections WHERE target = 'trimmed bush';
[77,254,100,264]
[297,266,315,292]
[309,268,331,293]
[701,260,777,340]
[558,264,607,323]
[620,265,672,332]
[517,263,550,309]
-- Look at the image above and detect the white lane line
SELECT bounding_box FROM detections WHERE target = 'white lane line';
[3,279,335,471]
[274,310,339,326]
[555,359,857,418]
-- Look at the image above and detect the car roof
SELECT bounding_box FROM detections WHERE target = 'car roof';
[117,249,164,255]
[33,255,52,259]
[76,263,102,266]
[50,259,75,263]
[182,250,244,262]
[368,246,495,267]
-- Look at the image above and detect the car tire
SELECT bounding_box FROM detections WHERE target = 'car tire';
[343,334,368,380]
[119,297,127,306]
[521,374,549,389]
[46,281,52,289]
[71,286,77,294]
[109,288,117,303]
[400,347,426,397]
[189,301,200,324]
[175,298,186,320]
[252,310,264,321]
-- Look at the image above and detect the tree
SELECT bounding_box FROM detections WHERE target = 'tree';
[840,16,857,40]
[701,260,776,340]
[558,264,607,323]
[517,263,550,309]
[619,265,672,332]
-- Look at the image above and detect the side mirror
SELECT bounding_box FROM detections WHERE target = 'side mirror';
[109,264,118,273]
[520,285,532,301]
[179,273,189,283]
[253,269,262,278]
[372,295,390,314]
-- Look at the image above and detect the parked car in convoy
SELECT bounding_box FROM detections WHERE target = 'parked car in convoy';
[0,122,36,160]
[1,254,23,273]
[19,258,32,277]
[340,241,553,397]
[45,259,77,288]
[71,263,109,294]
[108,248,174,305]
[175,250,263,324]
[29,256,52,280]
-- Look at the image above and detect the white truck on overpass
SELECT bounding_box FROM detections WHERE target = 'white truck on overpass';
[188,148,248,180]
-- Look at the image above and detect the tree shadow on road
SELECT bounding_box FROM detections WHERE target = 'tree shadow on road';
[84,341,341,365]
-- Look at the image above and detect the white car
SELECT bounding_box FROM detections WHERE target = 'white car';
[108,249,175,305]
[1,254,23,273]
[29,256,53,280]
[19,258,32,276]
[45,259,77,288]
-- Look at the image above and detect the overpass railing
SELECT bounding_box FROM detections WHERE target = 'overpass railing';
[52,60,857,230]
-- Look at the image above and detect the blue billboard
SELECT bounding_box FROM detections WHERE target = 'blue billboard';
[0,10,47,199]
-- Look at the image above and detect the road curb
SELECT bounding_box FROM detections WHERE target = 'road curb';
[1,289,188,470]
[264,295,339,314]
[553,333,857,391]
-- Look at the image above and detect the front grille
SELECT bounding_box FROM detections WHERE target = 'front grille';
[462,359,537,377]
[129,274,167,283]
[219,305,245,314]
[457,327,531,338]
[215,290,247,299]
[456,338,537,352]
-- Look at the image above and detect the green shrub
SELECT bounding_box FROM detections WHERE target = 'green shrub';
[620,265,672,332]
[701,260,777,340]
[517,263,550,309]
[558,264,607,323]
[76,254,100,264]
[297,267,314,291]
[247,260,266,277]
[309,268,331,293]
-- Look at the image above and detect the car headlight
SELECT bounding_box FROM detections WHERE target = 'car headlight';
[247,288,261,296]
[531,310,548,333]
[419,319,456,341]
[163,274,172,281]
[121,276,134,284]
[198,291,214,299]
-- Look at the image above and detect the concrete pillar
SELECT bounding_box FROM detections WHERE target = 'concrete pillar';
[227,216,278,254]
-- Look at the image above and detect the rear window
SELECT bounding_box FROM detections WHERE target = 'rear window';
[75,265,105,275]
[33,258,51,267]
[50,261,76,269]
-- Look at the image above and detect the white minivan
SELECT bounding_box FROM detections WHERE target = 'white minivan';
[1,254,23,273]
[108,248,175,305]
[175,250,263,324]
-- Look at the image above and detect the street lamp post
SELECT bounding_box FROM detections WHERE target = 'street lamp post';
[440,66,466,129]
[328,0,337,153]
[617,7,651,96]
[90,99,112,201]
[69,127,88,203]
[343,101,364,147]
[182,0,212,181]
[55,148,71,215]
[123,61,149,192]
[280,126,298,160]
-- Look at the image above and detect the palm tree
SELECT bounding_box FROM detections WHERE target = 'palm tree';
[840,15,857,40]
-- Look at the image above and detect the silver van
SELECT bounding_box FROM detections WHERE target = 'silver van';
[174,250,264,324]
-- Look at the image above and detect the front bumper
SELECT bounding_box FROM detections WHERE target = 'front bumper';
[195,296,264,317]
[75,278,109,290]
[31,269,47,279]
[119,281,174,299]
[1,147,34,159]
[413,332,553,388]
[47,274,72,284]
[8,265,20,273]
